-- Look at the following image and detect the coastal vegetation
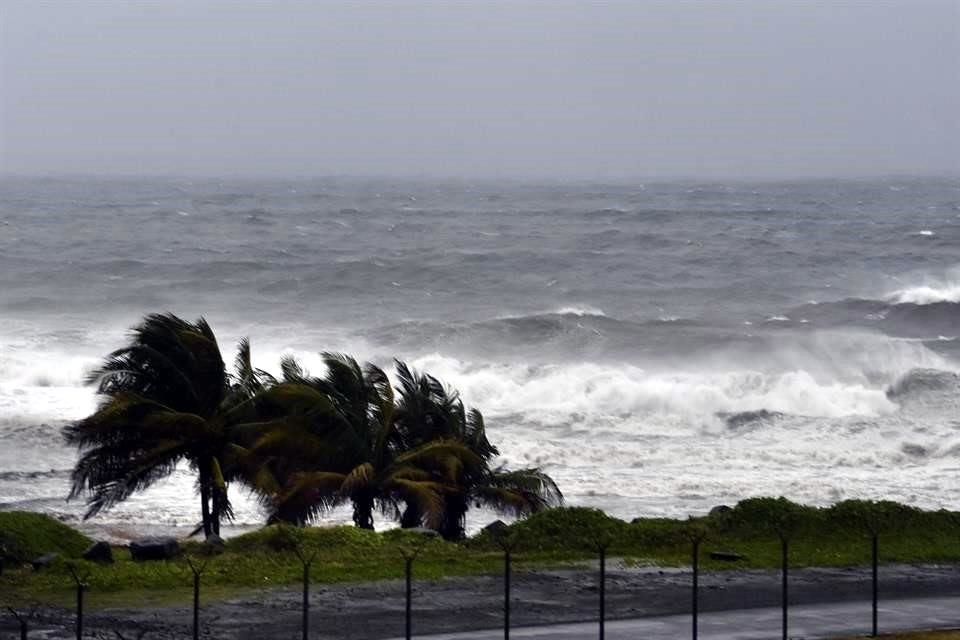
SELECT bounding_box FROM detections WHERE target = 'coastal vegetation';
[62,313,561,541]
[4,498,960,607]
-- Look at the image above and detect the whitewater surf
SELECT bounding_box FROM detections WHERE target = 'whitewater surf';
[1,176,958,538]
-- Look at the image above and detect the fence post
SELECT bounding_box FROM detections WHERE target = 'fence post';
[504,546,511,640]
[292,536,318,640]
[303,561,311,640]
[6,607,28,640]
[780,534,789,640]
[66,563,88,640]
[871,532,879,637]
[185,557,208,640]
[279,524,319,640]
[398,535,429,640]
[692,538,700,640]
[598,543,607,640]
[193,570,200,640]
[493,528,516,640]
[405,555,413,640]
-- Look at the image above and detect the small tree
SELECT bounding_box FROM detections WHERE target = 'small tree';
[64,314,274,538]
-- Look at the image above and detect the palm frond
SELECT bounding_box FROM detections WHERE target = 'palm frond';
[465,408,499,459]
[271,471,348,523]
[280,356,310,385]
[474,466,564,517]
[385,478,446,529]
[341,462,376,494]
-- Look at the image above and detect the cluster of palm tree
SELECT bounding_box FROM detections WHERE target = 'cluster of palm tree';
[64,313,562,540]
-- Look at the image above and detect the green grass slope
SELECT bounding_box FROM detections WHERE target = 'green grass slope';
[0,511,91,563]
[3,497,960,608]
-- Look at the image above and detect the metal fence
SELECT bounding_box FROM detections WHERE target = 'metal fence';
[0,533,947,639]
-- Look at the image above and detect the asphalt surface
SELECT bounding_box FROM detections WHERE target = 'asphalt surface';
[5,563,960,639]
[387,596,960,639]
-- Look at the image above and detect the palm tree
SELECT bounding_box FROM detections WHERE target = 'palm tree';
[63,313,272,538]
[393,362,563,539]
[248,354,480,529]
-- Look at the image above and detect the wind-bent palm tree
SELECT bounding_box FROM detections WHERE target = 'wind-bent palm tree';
[393,361,563,539]
[248,354,480,529]
[64,313,272,538]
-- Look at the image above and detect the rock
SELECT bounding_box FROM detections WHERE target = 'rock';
[720,409,784,430]
[482,520,510,538]
[129,537,180,561]
[708,505,733,518]
[709,550,746,562]
[405,527,440,538]
[31,552,60,571]
[82,541,114,564]
[203,534,226,555]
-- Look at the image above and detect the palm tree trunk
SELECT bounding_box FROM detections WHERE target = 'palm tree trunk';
[400,503,421,529]
[211,488,222,536]
[199,479,212,538]
[439,496,468,541]
[353,494,375,530]
[198,462,212,539]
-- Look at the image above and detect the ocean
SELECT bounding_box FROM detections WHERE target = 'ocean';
[1,175,959,539]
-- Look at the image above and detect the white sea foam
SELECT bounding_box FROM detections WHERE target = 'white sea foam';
[409,351,921,428]
[4,318,959,534]
[884,267,960,304]
[493,305,607,321]
[887,284,960,305]
[553,305,607,317]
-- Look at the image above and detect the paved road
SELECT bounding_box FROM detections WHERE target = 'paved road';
[388,596,959,639]
[9,565,960,639]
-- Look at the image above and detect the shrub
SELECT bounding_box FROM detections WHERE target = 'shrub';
[471,507,628,552]
[230,523,385,553]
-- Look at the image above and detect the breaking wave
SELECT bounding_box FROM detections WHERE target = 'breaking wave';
[886,368,960,400]
[409,357,903,427]
[789,297,960,339]
[887,284,960,305]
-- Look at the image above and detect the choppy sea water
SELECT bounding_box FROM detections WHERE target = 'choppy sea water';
[1,176,959,539]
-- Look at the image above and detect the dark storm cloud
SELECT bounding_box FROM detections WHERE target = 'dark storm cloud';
[1,1,958,179]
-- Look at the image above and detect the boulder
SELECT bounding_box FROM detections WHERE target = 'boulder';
[709,550,745,562]
[129,537,179,561]
[30,552,60,571]
[708,505,733,518]
[481,520,509,539]
[203,534,226,555]
[82,541,114,564]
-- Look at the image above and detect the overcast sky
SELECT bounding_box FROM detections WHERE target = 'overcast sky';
[2,1,958,180]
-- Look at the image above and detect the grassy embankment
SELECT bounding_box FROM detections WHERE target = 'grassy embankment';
[3,497,960,608]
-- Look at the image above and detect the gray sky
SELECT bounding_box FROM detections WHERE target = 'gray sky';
[2,1,958,180]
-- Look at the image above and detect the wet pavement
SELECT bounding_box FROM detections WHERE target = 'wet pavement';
[393,596,960,639]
